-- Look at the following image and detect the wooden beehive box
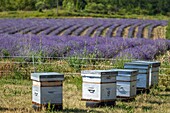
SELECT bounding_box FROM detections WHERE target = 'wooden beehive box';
[124,62,151,89]
[81,70,118,102]
[110,69,138,98]
[132,61,160,87]
[31,72,64,110]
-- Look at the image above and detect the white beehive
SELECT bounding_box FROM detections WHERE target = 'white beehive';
[31,72,64,110]
[132,61,160,87]
[124,62,151,89]
[110,69,138,97]
[81,70,118,102]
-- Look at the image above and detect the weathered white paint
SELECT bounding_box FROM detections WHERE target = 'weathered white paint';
[31,72,64,105]
[81,70,117,101]
[82,82,116,101]
[81,70,117,83]
[132,61,160,87]
[137,74,149,88]
[32,86,62,104]
[109,69,138,97]
[117,81,136,97]
[151,71,159,86]
[124,63,150,89]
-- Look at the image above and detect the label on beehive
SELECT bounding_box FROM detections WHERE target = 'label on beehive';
[82,83,116,101]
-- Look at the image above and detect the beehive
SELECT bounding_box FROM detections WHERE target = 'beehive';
[81,70,117,103]
[124,62,151,89]
[132,61,160,87]
[110,69,138,98]
[31,72,64,110]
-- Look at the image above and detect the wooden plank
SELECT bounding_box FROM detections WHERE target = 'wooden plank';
[33,81,62,87]
[116,95,136,102]
[86,101,116,108]
[81,98,116,102]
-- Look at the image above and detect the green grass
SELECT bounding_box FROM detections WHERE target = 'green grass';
[0,9,169,20]
[0,51,170,113]
[0,74,170,113]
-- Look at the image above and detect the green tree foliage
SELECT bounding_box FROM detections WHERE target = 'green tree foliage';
[63,0,86,11]
[0,0,170,16]
[0,0,37,11]
[35,1,45,12]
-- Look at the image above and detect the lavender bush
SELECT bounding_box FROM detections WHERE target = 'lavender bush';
[0,18,167,38]
[0,34,169,60]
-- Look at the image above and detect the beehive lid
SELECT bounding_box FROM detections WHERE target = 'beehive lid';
[81,70,118,77]
[132,60,161,67]
[110,69,138,76]
[31,72,64,81]
[124,62,151,69]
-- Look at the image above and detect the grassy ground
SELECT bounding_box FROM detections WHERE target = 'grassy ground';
[0,9,169,20]
[0,51,170,113]
[0,74,170,113]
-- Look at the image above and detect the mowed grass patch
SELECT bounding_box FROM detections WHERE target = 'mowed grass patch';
[0,51,169,113]
[0,74,170,113]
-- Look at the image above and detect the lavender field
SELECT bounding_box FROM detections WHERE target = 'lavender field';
[0,18,170,113]
[0,33,170,60]
[0,18,169,60]
[0,18,167,38]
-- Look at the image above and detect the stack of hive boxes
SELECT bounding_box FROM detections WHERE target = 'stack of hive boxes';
[81,70,118,107]
[110,69,138,98]
[132,61,161,87]
[124,62,151,90]
[30,61,160,110]
[31,72,64,110]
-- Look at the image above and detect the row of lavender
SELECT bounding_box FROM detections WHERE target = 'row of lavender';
[0,18,167,38]
[0,34,169,60]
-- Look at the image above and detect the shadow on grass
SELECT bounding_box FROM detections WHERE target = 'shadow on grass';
[115,104,134,111]
[142,106,153,111]
[158,93,170,97]
[148,100,167,105]
[61,108,100,113]
[0,107,100,113]
[165,89,170,92]
[0,107,25,112]
[115,103,153,111]
[0,107,8,111]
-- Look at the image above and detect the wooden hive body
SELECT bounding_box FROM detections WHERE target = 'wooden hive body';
[132,61,160,87]
[124,63,151,89]
[31,72,64,110]
[81,70,117,102]
[110,69,138,97]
